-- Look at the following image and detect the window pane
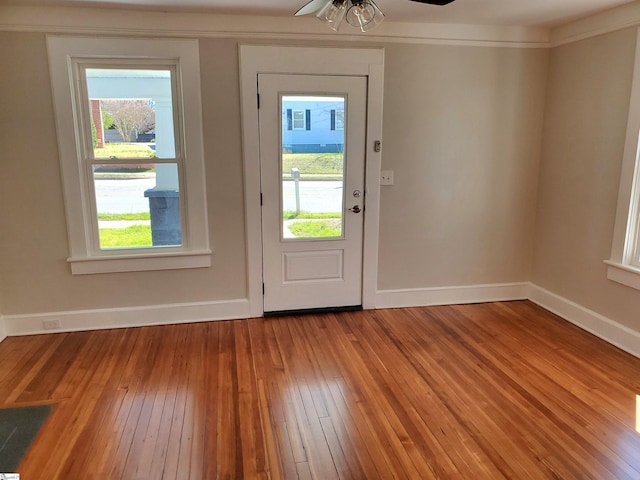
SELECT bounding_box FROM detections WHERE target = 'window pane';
[634,221,640,268]
[281,96,345,240]
[335,110,345,130]
[94,163,182,249]
[293,110,305,129]
[86,68,175,159]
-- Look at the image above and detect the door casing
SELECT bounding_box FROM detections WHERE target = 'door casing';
[239,45,384,317]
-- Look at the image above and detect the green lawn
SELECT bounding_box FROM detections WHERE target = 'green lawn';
[288,220,342,238]
[99,225,152,248]
[94,142,156,159]
[98,212,150,221]
[283,211,341,220]
[282,153,343,176]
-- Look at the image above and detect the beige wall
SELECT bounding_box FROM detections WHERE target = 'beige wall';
[0,31,550,317]
[0,33,247,315]
[532,27,640,330]
[378,44,548,289]
[2,23,638,337]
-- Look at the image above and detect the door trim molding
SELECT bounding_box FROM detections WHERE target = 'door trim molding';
[239,45,384,317]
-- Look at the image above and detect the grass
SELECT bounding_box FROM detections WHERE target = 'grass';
[283,211,342,220]
[98,212,150,221]
[99,225,152,248]
[282,153,343,176]
[94,142,156,159]
[288,220,342,238]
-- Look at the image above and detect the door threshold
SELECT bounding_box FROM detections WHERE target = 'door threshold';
[264,305,362,318]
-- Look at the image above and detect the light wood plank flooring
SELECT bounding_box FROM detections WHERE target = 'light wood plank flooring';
[1,300,640,479]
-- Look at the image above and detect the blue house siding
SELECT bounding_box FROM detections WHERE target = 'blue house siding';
[282,98,344,153]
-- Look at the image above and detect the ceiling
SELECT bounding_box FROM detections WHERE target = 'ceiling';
[2,0,638,27]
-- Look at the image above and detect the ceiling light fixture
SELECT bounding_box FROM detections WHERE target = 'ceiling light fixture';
[296,0,385,32]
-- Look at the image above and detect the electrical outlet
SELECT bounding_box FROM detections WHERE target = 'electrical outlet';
[380,170,394,186]
[43,319,61,330]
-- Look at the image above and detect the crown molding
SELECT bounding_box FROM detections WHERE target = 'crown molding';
[3,2,640,50]
[0,5,549,48]
[550,1,640,47]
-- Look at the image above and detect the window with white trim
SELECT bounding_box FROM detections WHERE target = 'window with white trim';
[607,29,640,290]
[292,110,306,130]
[47,36,210,274]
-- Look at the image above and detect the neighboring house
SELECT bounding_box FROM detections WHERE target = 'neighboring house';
[282,98,345,153]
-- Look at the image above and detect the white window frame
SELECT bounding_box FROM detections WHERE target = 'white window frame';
[47,36,210,274]
[606,28,640,290]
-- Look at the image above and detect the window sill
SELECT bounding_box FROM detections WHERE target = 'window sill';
[605,260,640,291]
[69,250,212,275]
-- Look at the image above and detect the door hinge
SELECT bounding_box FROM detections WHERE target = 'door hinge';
[262,283,265,295]
[260,192,263,205]
[257,93,260,109]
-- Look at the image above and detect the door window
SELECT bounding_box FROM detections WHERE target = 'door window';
[281,95,346,240]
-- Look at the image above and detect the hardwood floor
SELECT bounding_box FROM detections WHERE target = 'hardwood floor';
[1,301,640,479]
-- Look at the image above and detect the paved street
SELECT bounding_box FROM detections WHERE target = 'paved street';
[94,177,155,214]
[95,177,344,214]
[282,179,343,213]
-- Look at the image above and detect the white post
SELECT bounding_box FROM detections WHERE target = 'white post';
[291,167,301,216]
[153,98,178,191]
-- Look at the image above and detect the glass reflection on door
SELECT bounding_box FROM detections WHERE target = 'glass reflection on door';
[281,95,345,240]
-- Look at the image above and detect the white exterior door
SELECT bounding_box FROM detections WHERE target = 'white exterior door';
[259,74,367,313]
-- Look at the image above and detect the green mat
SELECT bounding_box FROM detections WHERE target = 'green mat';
[0,404,53,472]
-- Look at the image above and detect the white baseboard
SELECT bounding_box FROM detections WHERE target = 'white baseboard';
[376,282,640,359]
[3,298,252,336]
[528,284,640,359]
[3,284,639,361]
[375,282,530,309]
[0,316,7,343]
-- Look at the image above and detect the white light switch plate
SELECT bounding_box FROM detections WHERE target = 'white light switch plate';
[380,170,394,186]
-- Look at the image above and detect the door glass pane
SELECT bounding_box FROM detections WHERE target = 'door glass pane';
[281,95,345,240]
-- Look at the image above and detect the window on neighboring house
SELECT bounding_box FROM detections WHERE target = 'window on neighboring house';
[293,110,306,129]
[287,108,311,130]
[607,28,640,290]
[331,109,345,130]
[47,36,210,274]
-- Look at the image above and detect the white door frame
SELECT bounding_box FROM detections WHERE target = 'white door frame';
[239,45,384,317]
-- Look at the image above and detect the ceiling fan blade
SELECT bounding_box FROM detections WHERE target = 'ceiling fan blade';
[409,0,456,5]
[295,0,330,16]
